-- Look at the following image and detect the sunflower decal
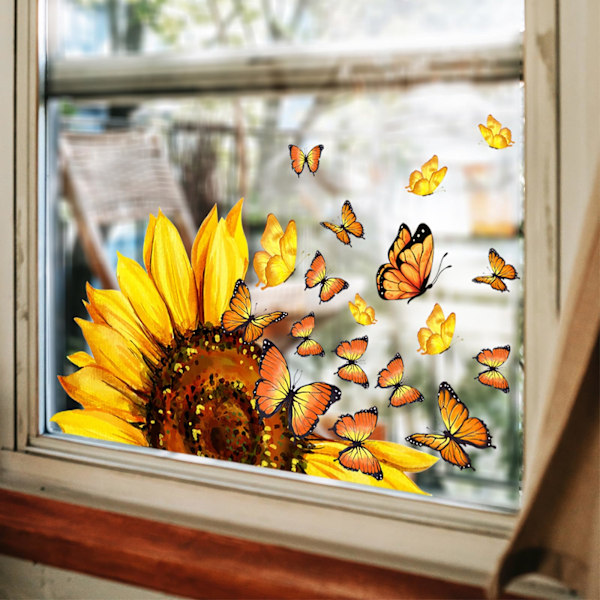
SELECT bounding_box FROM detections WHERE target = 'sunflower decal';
[52,200,436,493]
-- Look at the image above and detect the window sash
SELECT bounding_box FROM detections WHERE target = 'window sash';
[2,0,573,596]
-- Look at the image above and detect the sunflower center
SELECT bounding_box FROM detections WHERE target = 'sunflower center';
[145,325,306,471]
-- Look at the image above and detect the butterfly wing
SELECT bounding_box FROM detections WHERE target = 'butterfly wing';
[389,385,424,408]
[296,338,325,357]
[376,353,405,388]
[305,251,326,289]
[319,277,349,302]
[406,433,472,469]
[472,274,507,292]
[338,445,383,480]
[320,221,350,245]
[221,279,252,334]
[305,145,324,174]
[489,248,518,280]
[332,407,378,443]
[475,345,510,368]
[335,337,368,361]
[340,200,364,239]
[289,381,341,437]
[290,313,315,339]
[477,369,510,393]
[254,340,292,420]
[336,363,369,388]
[289,145,306,176]
[244,311,287,344]
[438,382,493,448]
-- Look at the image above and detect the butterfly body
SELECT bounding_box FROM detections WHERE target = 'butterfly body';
[376,223,447,303]
[334,336,369,388]
[254,339,341,438]
[376,353,423,407]
[221,280,287,343]
[289,313,325,357]
[406,382,494,470]
[473,248,518,292]
[305,251,349,303]
[474,345,510,393]
[320,200,365,246]
[331,407,383,480]
[289,144,324,177]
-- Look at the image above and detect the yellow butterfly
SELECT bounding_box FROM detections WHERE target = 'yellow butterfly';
[478,115,514,149]
[417,303,455,355]
[406,155,447,196]
[348,293,377,326]
[253,214,297,289]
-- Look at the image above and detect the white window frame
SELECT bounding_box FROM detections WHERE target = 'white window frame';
[2,1,594,596]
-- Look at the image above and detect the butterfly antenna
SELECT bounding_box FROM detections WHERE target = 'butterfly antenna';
[293,370,303,387]
[430,252,452,287]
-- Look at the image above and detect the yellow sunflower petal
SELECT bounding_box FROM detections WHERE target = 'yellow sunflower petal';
[366,440,439,472]
[149,211,199,335]
[83,299,105,325]
[51,409,148,446]
[204,218,246,325]
[279,219,297,272]
[425,303,445,333]
[440,312,456,348]
[487,114,501,134]
[225,198,249,277]
[75,318,151,392]
[67,351,95,368]
[117,253,174,346]
[259,213,284,257]
[143,213,157,274]
[191,204,218,320]
[86,283,161,364]
[429,166,447,192]
[58,367,145,422]
[417,327,433,354]
[421,155,439,179]
[253,250,271,288]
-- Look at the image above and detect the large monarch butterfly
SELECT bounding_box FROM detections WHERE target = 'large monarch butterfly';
[305,251,349,303]
[289,144,324,177]
[472,248,519,292]
[221,280,287,343]
[474,345,510,393]
[320,200,365,246]
[406,382,494,470]
[333,336,369,388]
[376,223,449,303]
[254,340,341,438]
[331,407,383,480]
[289,313,324,357]
[376,353,424,407]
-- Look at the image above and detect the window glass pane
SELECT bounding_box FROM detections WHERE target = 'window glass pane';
[44,1,524,510]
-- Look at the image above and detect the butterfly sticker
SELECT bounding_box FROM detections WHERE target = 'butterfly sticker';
[417,303,455,355]
[221,280,287,343]
[376,223,449,303]
[473,248,519,292]
[289,144,324,177]
[331,407,383,480]
[405,155,447,196]
[376,354,424,407]
[320,200,365,246]
[289,313,324,357]
[406,382,494,470]
[348,293,377,326]
[254,339,341,438]
[333,336,369,388]
[253,214,296,289]
[305,251,349,303]
[474,345,510,393]
[478,115,514,149]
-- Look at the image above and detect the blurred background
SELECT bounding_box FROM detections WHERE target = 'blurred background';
[44,0,524,509]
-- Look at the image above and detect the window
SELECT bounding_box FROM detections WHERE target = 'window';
[2,0,579,595]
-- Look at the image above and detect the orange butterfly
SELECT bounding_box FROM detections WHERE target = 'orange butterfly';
[334,336,369,388]
[406,382,494,470]
[473,248,519,292]
[305,251,349,303]
[254,339,341,438]
[376,354,423,407]
[221,280,287,343]
[376,223,449,303]
[289,144,324,177]
[331,407,383,480]
[474,345,510,393]
[320,200,365,246]
[289,313,324,357]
